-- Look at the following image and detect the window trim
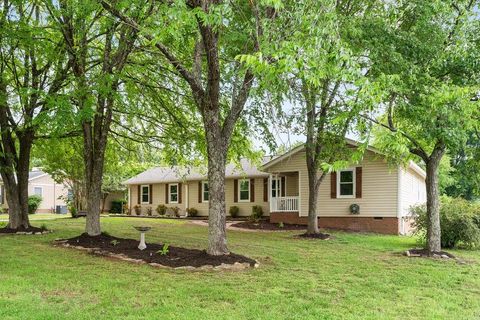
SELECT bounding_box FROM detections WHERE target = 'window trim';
[201,181,209,203]
[336,168,356,198]
[169,183,179,204]
[238,179,250,202]
[140,184,150,204]
[33,186,43,197]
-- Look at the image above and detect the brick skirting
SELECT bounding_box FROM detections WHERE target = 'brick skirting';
[269,212,399,234]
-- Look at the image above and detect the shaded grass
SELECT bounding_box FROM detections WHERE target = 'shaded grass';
[0,216,479,319]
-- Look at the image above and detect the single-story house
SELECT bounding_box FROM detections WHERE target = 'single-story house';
[0,169,125,214]
[0,169,70,213]
[123,140,426,234]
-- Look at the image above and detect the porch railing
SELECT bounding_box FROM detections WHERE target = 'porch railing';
[271,196,299,212]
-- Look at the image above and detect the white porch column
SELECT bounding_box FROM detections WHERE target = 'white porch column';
[185,183,189,215]
[269,173,272,213]
[298,170,301,215]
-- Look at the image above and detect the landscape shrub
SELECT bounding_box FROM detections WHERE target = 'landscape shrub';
[110,199,127,214]
[69,205,78,218]
[250,205,264,221]
[412,196,480,249]
[28,195,43,215]
[186,208,198,217]
[170,206,181,218]
[156,204,167,216]
[229,206,239,218]
[146,206,153,216]
[133,205,141,216]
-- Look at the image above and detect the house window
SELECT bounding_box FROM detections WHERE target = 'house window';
[67,189,74,201]
[202,181,209,202]
[238,179,250,202]
[34,187,43,197]
[141,185,150,204]
[169,183,178,203]
[271,177,281,198]
[337,169,355,198]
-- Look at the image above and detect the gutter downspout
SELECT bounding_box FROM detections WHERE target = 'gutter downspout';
[397,167,404,235]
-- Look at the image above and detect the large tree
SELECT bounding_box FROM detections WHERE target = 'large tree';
[102,0,273,255]
[0,0,72,230]
[366,0,480,253]
[46,0,154,235]
[256,0,376,234]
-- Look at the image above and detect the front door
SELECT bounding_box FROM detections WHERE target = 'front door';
[271,177,282,199]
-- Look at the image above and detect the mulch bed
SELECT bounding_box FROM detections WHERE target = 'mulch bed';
[231,220,306,231]
[297,232,331,240]
[57,233,257,269]
[405,248,456,259]
[0,225,48,234]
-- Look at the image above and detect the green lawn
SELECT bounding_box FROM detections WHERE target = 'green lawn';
[0,217,479,320]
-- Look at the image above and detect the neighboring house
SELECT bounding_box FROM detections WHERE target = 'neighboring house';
[0,169,125,214]
[0,169,70,214]
[124,140,426,234]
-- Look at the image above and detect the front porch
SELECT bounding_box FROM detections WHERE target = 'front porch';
[268,171,300,213]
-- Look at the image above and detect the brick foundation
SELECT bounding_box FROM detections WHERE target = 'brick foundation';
[270,212,399,234]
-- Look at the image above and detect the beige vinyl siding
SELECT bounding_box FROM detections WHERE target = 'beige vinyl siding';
[102,191,125,212]
[187,178,269,217]
[400,167,426,217]
[129,183,187,215]
[264,150,399,217]
[285,174,299,196]
[28,175,69,212]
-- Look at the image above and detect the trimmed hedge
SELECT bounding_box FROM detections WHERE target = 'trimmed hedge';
[110,199,127,214]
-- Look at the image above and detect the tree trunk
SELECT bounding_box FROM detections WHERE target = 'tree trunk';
[1,134,33,230]
[425,155,443,253]
[85,179,102,235]
[306,162,320,234]
[205,111,229,256]
[83,124,107,236]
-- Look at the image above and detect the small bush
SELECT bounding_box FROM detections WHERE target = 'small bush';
[250,205,264,221]
[110,199,126,214]
[146,206,153,216]
[157,243,169,255]
[40,223,48,231]
[133,205,141,216]
[412,196,480,249]
[156,204,167,216]
[278,222,284,228]
[229,206,239,218]
[186,208,198,217]
[170,206,180,218]
[69,205,78,218]
[28,195,43,215]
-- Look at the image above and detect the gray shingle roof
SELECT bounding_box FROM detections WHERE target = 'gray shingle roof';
[29,170,46,180]
[123,158,270,185]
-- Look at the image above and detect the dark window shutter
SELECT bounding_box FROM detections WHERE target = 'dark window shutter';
[234,179,238,203]
[330,172,337,199]
[165,184,169,204]
[137,185,141,204]
[263,178,268,202]
[281,177,286,197]
[250,179,255,202]
[149,184,153,204]
[178,183,182,204]
[198,181,202,203]
[356,167,362,198]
